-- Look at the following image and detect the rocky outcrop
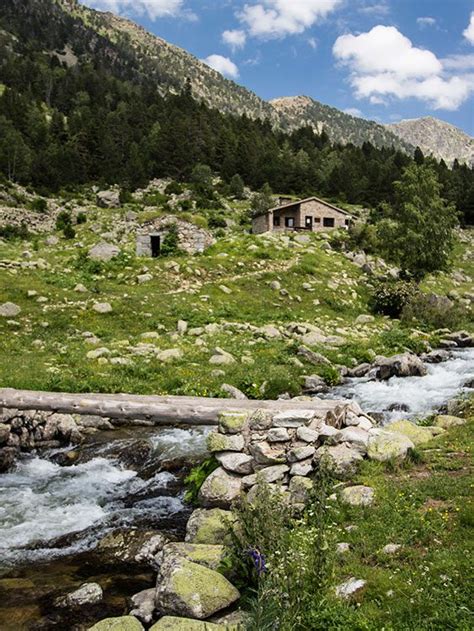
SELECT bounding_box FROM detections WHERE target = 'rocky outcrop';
[96,190,121,208]
[88,242,120,262]
[373,353,427,380]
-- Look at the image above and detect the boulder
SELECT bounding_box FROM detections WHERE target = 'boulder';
[386,420,437,446]
[314,444,363,479]
[93,302,113,314]
[0,423,11,445]
[97,530,167,567]
[198,468,243,508]
[267,428,291,442]
[0,302,21,318]
[367,429,414,462]
[207,432,244,453]
[249,441,285,465]
[130,589,156,625]
[97,190,121,208]
[209,348,236,366]
[88,242,120,262]
[303,375,328,394]
[218,411,248,435]
[381,543,402,555]
[0,447,18,473]
[335,578,366,600]
[297,346,330,365]
[374,353,427,380]
[185,509,235,545]
[220,384,248,400]
[288,445,315,463]
[157,349,183,363]
[57,582,103,608]
[242,464,289,487]
[296,426,319,443]
[216,452,254,475]
[150,617,224,630]
[340,485,374,507]
[434,415,466,429]
[88,616,144,631]
[160,543,225,572]
[155,554,240,619]
[272,409,316,428]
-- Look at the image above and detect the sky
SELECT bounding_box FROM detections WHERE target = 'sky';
[80,1,474,135]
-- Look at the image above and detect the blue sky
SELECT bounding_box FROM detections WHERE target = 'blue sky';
[81,1,474,135]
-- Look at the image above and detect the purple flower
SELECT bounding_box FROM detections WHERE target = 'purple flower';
[248,547,267,575]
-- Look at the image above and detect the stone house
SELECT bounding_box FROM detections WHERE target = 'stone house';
[252,196,352,235]
[136,216,215,257]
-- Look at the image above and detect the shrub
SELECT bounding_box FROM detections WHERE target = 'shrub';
[0,223,30,241]
[165,181,184,196]
[184,457,219,505]
[160,223,181,256]
[370,279,418,318]
[208,214,227,229]
[56,210,72,231]
[62,223,76,239]
[179,199,193,212]
[30,197,48,213]
[76,212,87,224]
[229,173,245,199]
[143,191,168,206]
[401,292,465,330]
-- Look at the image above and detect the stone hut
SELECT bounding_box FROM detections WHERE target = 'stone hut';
[136,216,215,257]
[252,196,352,235]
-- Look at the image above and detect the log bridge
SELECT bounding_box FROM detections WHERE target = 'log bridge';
[0,388,346,426]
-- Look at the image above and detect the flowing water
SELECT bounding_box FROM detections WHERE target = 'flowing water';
[331,348,474,422]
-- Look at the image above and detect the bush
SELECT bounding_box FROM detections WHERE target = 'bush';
[401,292,465,330]
[56,210,72,231]
[76,212,87,224]
[184,457,219,505]
[164,181,184,196]
[0,223,30,241]
[30,197,48,213]
[370,279,418,318]
[208,214,227,229]
[160,223,182,256]
[62,223,76,239]
[179,199,193,212]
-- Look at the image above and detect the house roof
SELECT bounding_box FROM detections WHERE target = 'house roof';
[263,196,353,217]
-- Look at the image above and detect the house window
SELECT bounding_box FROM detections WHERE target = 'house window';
[314,217,321,223]
[285,217,295,228]
[273,216,281,227]
[323,217,335,228]
[345,219,350,226]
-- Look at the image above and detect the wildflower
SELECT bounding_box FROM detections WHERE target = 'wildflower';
[248,548,267,575]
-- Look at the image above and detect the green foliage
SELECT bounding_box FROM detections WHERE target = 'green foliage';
[76,212,87,224]
[370,279,418,318]
[208,214,227,229]
[160,223,181,257]
[29,197,48,213]
[377,164,459,279]
[55,210,72,231]
[165,181,184,196]
[62,223,75,239]
[401,292,466,331]
[184,457,219,504]
[250,183,273,218]
[0,222,29,240]
[229,173,245,199]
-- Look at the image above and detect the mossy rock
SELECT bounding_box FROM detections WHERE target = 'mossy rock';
[218,411,248,435]
[386,420,438,446]
[198,468,243,508]
[150,617,225,630]
[367,430,414,462]
[155,555,240,619]
[434,415,466,429]
[207,432,244,453]
[162,543,225,571]
[185,508,236,545]
[88,616,144,631]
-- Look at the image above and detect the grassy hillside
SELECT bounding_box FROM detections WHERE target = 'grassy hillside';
[0,184,472,397]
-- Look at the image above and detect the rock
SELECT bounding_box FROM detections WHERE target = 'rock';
[288,445,315,462]
[386,420,436,446]
[87,347,111,360]
[434,415,466,429]
[348,363,372,378]
[249,441,285,465]
[303,375,328,394]
[130,589,155,625]
[177,320,188,335]
[155,554,240,619]
[422,349,450,364]
[0,447,18,473]
[0,302,21,317]
[289,459,313,476]
[336,542,351,554]
[209,348,236,365]
[336,427,370,451]
[88,242,120,262]
[216,452,254,475]
[0,423,11,445]
[160,543,225,572]
[97,530,168,567]
[198,467,243,508]
[340,485,375,507]
[335,578,366,600]
[137,274,153,284]
[267,428,291,442]
[220,384,248,400]
[74,283,88,293]
[57,582,103,608]
[88,616,144,630]
[97,189,121,208]
[242,464,289,487]
[185,509,235,545]
[258,324,281,339]
[367,429,415,462]
[150,617,223,630]
[355,315,374,324]
[46,235,59,246]
[381,544,401,555]
[374,353,427,380]
[272,409,317,428]
[301,331,326,346]
[297,346,331,366]
[289,476,313,504]
[218,412,248,435]
[93,302,113,314]
[157,349,183,363]
[296,426,320,443]
[314,444,363,479]
[207,432,244,453]
[248,409,273,431]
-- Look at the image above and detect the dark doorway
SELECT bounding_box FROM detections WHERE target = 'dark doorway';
[305,216,313,230]
[150,235,161,257]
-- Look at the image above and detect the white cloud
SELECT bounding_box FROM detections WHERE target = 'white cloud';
[442,54,474,71]
[333,25,474,110]
[417,17,436,28]
[464,12,474,44]
[358,2,390,17]
[238,0,342,40]
[222,29,247,51]
[202,54,240,79]
[81,0,191,20]
[308,37,318,49]
[343,107,363,117]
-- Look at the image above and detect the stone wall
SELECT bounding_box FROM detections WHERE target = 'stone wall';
[136,217,215,256]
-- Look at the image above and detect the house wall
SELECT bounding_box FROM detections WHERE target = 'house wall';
[252,213,270,234]
[299,200,349,231]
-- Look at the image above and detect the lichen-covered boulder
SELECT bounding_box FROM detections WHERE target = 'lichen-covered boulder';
[216,452,254,475]
[160,543,225,572]
[88,616,144,631]
[386,420,438,446]
[185,509,235,545]
[198,467,242,508]
[434,415,466,429]
[314,443,363,479]
[367,429,414,462]
[155,555,240,620]
[218,411,248,435]
[289,476,314,504]
[150,617,224,630]
[340,485,374,507]
[207,433,244,453]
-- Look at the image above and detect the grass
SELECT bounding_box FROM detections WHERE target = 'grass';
[233,413,474,631]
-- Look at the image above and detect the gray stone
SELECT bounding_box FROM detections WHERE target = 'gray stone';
[375,353,427,380]
[216,452,254,475]
[57,582,103,608]
[185,509,235,545]
[288,445,315,463]
[209,347,236,365]
[381,543,401,555]
[130,588,156,625]
[296,426,320,443]
[97,189,121,208]
[290,459,313,476]
[335,578,366,600]
[157,348,183,363]
[242,464,289,487]
[341,485,375,507]
[267,428,291,442]
[272,409,316,427]
[303,375,328,393]
[289,476,313,503]
[367,429,414,462]
[315,444,363,479]
[198,467,243,508]
[249,441,286,465]
[88,242,120,262]
[0,302,21,318]
[92,302,113,314]
[207,432,244,453]
[220,384,248,400]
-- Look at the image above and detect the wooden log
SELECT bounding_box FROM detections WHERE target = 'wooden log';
[0,388,347,426]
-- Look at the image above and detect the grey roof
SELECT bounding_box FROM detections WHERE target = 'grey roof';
[266,196,353,217]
